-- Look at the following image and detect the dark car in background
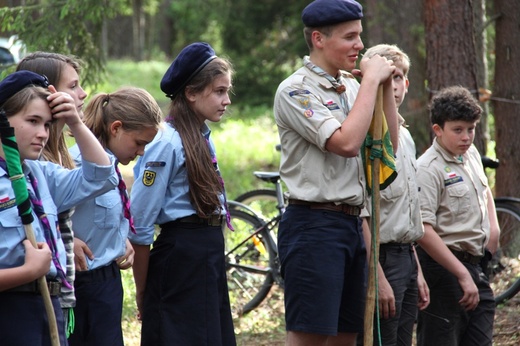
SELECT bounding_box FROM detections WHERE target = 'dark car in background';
[0,35,26,68]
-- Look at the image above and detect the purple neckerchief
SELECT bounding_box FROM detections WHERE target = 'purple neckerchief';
[0,157,70,288]
[115,162,136,234]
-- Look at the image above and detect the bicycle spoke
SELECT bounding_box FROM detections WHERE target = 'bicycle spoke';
[224,209,274,317]
[490,203,520,304]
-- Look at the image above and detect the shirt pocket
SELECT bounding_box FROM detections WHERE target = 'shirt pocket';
[0,207,25,265]
[381,179,406,202]
[94,194,120,229]
[447,183,470,216]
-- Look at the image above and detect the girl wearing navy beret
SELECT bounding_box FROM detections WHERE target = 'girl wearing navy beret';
[130,42,237,346]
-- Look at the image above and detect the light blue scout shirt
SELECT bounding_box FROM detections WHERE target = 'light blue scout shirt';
[0,159,117,278]
[69,145,129,270]
[129,122,226,246]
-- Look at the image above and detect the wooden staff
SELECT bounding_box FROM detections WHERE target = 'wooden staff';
[0,112,60,346]
[364,85,384,346]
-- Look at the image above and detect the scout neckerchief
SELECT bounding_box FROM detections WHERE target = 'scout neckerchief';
[204,132,233,230]
[303,56,350,114]
[115,161,136,234]
[0,157,70,288]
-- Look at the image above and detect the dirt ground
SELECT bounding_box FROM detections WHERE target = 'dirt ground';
[123,286,519,346]
[231,286,520,346]
[493,295,520,346]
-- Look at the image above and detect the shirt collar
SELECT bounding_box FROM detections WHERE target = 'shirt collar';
[432,138,466,164]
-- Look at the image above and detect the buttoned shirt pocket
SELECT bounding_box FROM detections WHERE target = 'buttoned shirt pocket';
[381,179,406,202]
[93,194,120,229]
[447,183,470,216]
[0,207,25,267]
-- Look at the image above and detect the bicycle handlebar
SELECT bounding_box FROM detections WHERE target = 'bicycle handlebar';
[481,156,499,169]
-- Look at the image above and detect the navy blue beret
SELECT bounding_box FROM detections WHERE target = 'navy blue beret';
[302,0,363,27]
[160,42,217,98]
[0,70,49,107]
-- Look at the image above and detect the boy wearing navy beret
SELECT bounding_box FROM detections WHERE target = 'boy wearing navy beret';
[273,0,399,345]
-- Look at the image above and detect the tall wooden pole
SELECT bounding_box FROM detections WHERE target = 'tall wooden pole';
[363,85,384,346]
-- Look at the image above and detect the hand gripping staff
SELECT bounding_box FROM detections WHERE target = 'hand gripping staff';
[363,85,396,346]
[0,110,60,346]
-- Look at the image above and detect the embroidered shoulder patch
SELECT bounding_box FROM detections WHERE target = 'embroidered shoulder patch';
[289,89,311,97]
[143,170,156,186]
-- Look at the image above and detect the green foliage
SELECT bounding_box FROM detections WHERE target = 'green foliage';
[0,0,125,87]
[167,0,225,54]
[93,59,171,109]
[219,0,309,106]
[213,113,281,199]
[1,0,312,108]
[96,59,281,201]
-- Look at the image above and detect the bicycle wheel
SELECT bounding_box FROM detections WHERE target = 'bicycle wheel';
[224,208,275,316]
[234,189,281,220]
[490,201,520,304]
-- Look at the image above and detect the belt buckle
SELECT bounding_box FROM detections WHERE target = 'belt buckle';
[47,281,61,296]
[340,204,360,216]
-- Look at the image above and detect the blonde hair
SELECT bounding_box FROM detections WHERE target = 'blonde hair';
[82,87,162,147]
[364,44,411,76]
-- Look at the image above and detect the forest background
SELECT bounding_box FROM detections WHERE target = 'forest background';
[1,0,520,198]
[0,1,519,344]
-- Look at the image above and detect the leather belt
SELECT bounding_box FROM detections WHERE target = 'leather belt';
[164,214,223,227]
[288,199,361,216]
[451,250,483,265]
[5,280,61,296]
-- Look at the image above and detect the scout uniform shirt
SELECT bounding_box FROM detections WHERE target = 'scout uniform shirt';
[364,116,424,243]
[416,139,490,256]
[0,159,117,277]
[129,122,227,246]
[274,58,365,206]
[69,146,129,270]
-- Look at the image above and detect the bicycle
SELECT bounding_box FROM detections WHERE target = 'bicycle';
[224,173,285,317]
[482,156,520,304]
[234,145,287,221]
[234,171,287,226]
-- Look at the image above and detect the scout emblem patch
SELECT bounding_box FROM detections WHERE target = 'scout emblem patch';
[143,170,156,186]
[444,166,463,186]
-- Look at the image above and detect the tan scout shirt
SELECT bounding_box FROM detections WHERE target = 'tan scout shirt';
[416,139,490,256]
[273,63,365,206]
[364,117,424,243]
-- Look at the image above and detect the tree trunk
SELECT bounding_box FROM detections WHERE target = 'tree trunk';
[132,0,144,61]
[473,0,489,154]
[363,0,430,155]
[493,0,520,198]
[424,0,483,149]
